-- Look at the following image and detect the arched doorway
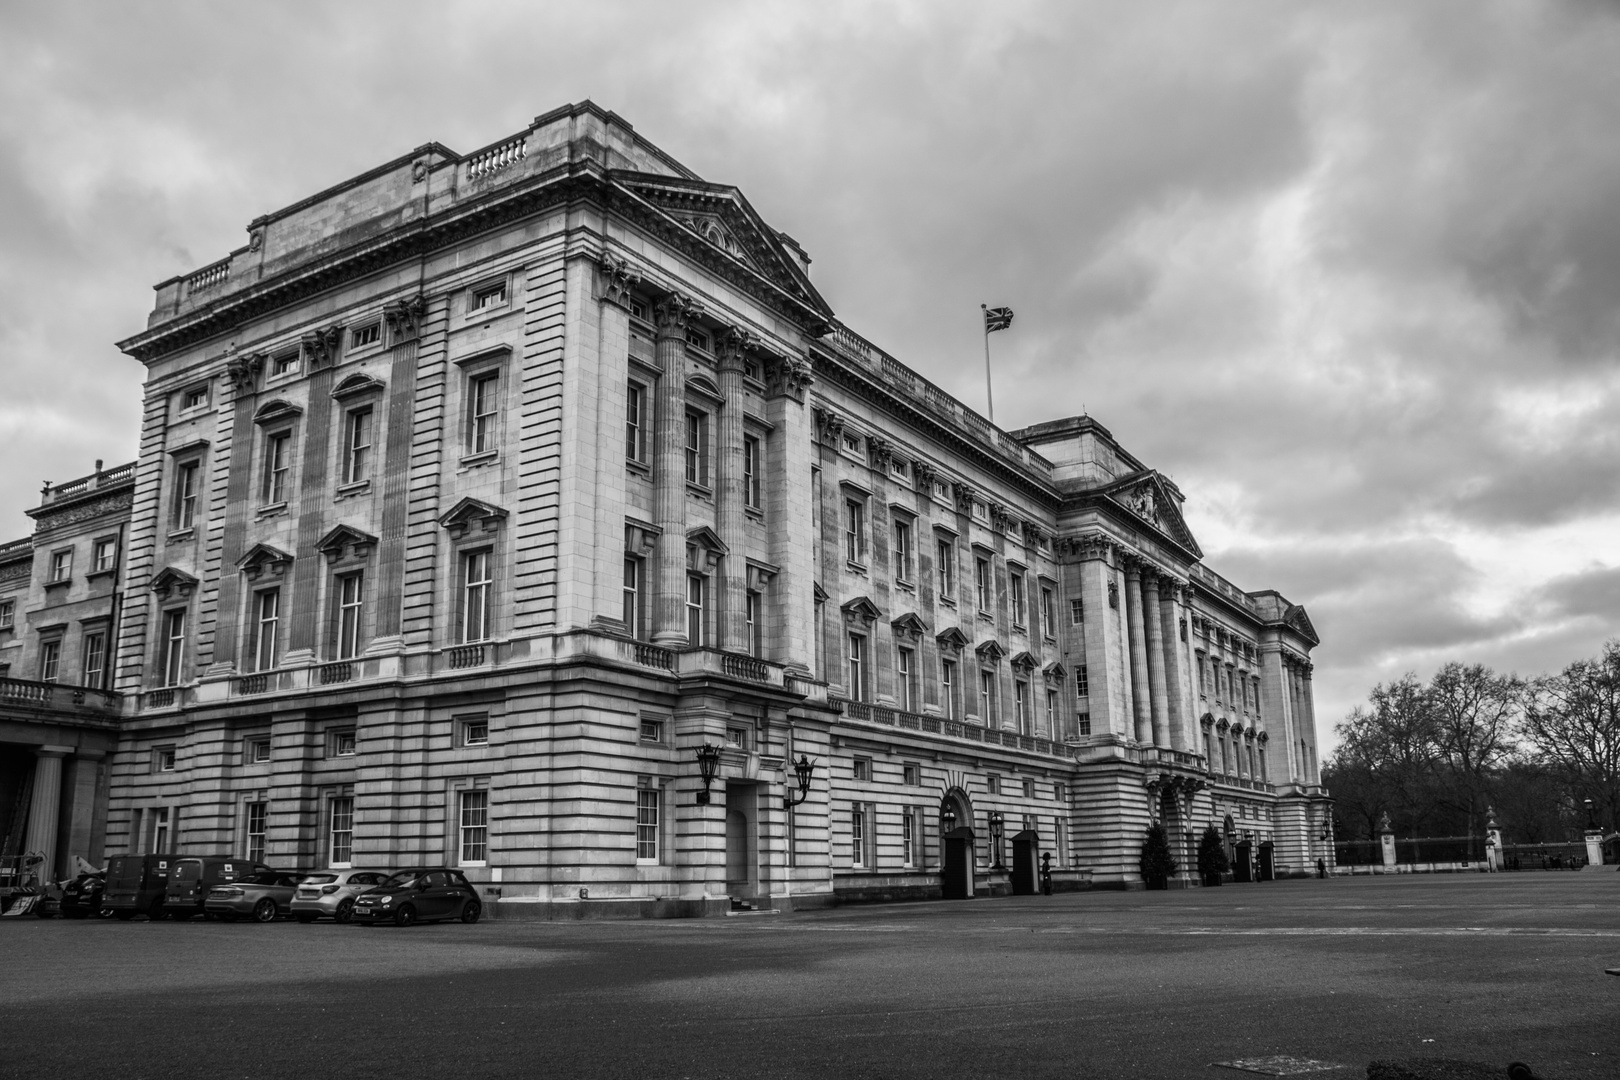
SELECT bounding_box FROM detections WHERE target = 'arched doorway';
[939,787,975,900]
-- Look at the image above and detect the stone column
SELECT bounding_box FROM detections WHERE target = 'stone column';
[24,747,70,884]
[63,749,106,874]
[1122,562,1153,745]
[715,328,751,650]
[652,293,699,645]
[1300,662,1319,784]
[1142,571,1171,750]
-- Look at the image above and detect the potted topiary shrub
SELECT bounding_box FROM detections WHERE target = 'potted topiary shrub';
[1198,825,1230,887]
[1139,822,1178,890]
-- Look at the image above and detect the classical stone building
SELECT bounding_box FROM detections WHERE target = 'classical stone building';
[0,463,132,884]
[103,101,1329,914]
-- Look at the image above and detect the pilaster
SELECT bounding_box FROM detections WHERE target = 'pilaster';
[652,292,698,645]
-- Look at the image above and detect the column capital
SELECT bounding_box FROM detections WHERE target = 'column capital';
[594,251,642,310]
[715,325,754,373]
[654,291,703,338]
[36,744,74,758]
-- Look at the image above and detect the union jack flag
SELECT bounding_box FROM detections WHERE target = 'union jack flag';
[983,306,1014,333]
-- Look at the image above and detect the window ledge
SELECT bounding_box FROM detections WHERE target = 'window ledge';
[894,578,915,593]
[459,450,499,469]
[744,505,765,522]
[685,481,713,499]
[166,528,195,543]
[977,610,995,622]
[845,561,868,575]
[1011,623,1028,634]
[256,502,288,520]
[1043,636,1058,646]
[44,579,71,590]
[939,597,956,608]
[626,459,652,479]
[86,568,118,582]
[335,479,371,498]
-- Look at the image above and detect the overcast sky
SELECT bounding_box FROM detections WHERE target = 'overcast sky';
[2,1,1617,749]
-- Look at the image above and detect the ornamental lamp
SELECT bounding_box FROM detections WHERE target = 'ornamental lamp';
[695,743,721,805]
[942,808,958,834]
[1585,798,1597,830]
[783,754,816,810]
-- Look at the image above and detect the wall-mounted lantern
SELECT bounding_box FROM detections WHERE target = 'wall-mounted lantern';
[695,743,721,804]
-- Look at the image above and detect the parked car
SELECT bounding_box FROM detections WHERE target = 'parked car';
[204,871,305,923]
[59,872,106,918]
[291,869,390,923]
[350,869,481,926]
[165,857,272,919]
[103,854,180,920]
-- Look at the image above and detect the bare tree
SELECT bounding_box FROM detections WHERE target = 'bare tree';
[1523,640,1620,834]
[1331,674,1441,836]
[1426,663,1523,856]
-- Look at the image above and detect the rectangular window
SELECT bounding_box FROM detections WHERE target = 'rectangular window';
[49,550,72,582]
[639,718,664,743]
[254,589,280,671]
[844,499,865,564]
[636,787,660,862]
[472,281,507,310]
[941,659,957,719]
[248,738,271,764]
[851,804,867,868]
[1010,572,1026,627]
[332,729,357,757]
[903,763,920,786]
[975,557,992,613]
[980,669,997,724]
[175,459,200,529]
[39,639,61,682]
[461,717,489,746]
[461,550,492,643]
[686,574,706,646]
[1076,664,1090,697]
[902,809,916,868]
[0,600,12,629]
[1077,711,1092,736]
[343,407,372,484]
[336,573,364,659]
[329,797,354,867]
[154,746,177,772]
[1197,653,1207,695]
[1070,598,1084,625]
[83,632,106,688]
[622,555,643,637]
[986,774,1001,796]
[937,539,955,596]
[272,351,299,376]
[1045,688,1057,733]
[351,322,381,348]
[727,727,749,750]
[893,520,913,582]
[853,757,871,782]
[848,633,867,702]
[162,609,186,686]
[1014,680,1030,733]
[94,539,116,573]
[743,435,762,509]
[182,385,209,410]
[469,372,499,455]
[684,410,708,485]
[684,326,710,351]
[262,431,292,504]
[1041,588,1056,638]
[459,789,488,865]
[626,382,647,462]
[896,646,917,712]
[746,590,763,658]
[246,802,266,862]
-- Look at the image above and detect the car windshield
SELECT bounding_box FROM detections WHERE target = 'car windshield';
[301,874,339,884]
[239,872,281,885]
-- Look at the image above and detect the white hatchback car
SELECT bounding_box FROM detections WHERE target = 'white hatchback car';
[290,870,391,923]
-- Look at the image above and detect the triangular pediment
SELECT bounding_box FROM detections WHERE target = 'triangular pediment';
[1100,471,1202,558]
[975,639,1006,663]
[316,525,379,559]
[891,612,928,639]
[608,171,834,325]
[841,595,882,625]
[685,525,727,555]
[149,566,199,597]
[1042,660,1068,681]
[439,497,507,535]
[1009,650,1038,675]
[237,543,295,579]
[936,626,970,651]
[1284,604,1320,646]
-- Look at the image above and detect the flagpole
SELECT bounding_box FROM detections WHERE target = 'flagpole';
[981,303,994,424]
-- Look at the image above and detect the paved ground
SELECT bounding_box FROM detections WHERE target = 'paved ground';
[2,873,1617,1079]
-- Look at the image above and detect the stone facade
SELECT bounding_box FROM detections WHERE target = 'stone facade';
[99,101,1329,914]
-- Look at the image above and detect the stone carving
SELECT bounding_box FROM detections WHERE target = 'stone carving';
[867,435,894,470]
[813,406,845,443]
[412,159,430,183]
[989,502,1014,531]
[224,346,264,393]
[383,294,427,342]
[715,325,755,372]
[952,483,977,514]
[595,252,642,310]
[32,492,133,534]
[654,291,703,337]
[764,354,814,401]
[911,460,937,490]
[1179,618,1188,642]
[301,326,341,369]
[1378,811,1391,835]
[1123,480,1161,528]
[248,228,263,252]
[1021,520,1046,547]
[1107,578,1119,609]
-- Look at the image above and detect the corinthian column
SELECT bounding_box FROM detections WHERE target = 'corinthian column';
[652,293,700,645]
[25,747,69,883]
[1142,571,1171,749]
[715,327,752,650]
[1123,562,1153,746]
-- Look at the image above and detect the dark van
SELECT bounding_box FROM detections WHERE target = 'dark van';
[165,857,272,919]
[103,854,180,920]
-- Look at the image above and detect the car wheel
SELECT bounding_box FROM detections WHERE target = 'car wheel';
[460,901,481,924]
[252,898,277,923]
[334,899,354,924]
[295,913,317,924]
[393,904,417,927]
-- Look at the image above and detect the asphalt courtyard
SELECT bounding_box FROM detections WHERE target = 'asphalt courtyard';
[2,873,1617,1080]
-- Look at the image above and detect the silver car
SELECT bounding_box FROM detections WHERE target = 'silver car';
[291,870,390,923]
[205,871,304,922]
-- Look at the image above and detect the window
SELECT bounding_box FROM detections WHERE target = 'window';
[1010,572,1026,627]
[972,500,988,523]
[847,633,867,702]
[461,717,489,746]
[332,729,357,757]
[174,459,200,529]
[1024,779,1037,799]
[986,774,1001,796]
[1014,680,1030,733]
[161,609,186,686]
[1076,664,1089,697]
[626,383,648,463]
[622,555,643,637]
[247,738,271,764]
[182,385,209,410]
[335,573,364,659]
[975,557,992,613]
[941,658,957,719]
[94,539,116,573]
[246,802,267,862]
[728,727,749,750]
[743,435,762,509]
[893,520,913,582]
[853,757,871,782]
[472,281,507,310]
[262,431,292,504]
[252,589,280,671]
[272,351,299,377]
[902,808,916,867]
[903,763,920,786]
[83,632,106,688]
[154,746,177,772]
[937,539,955,596]
[1070,599,1084,625]
[351,322,380,348]
[896,646,917,712]
[342,407,372,484]
[684,410,709,485]
[329,797,354,867]
[39,639,60,682]
[49,549,72,582]
[1045,689,1057,733]
[980,669,997,724]
[685,574,707,646]
[746,590,763,658]
[639,718,664,743]
[636,787,661,862]
[1078,711,1092,736]
[461,550,492,643]
[844,498,865,564]
[469,372,500,455]
[851,804,867,867]
[684,326,710,351]
[152,807,170,853]
[0,600,12,629]
[1197,653,1207,695]
[458,789,488,865]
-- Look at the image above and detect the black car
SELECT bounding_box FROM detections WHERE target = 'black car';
[350,869,482,926]
[59,872,106,918]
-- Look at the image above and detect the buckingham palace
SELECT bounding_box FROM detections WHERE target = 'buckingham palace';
[4,101,1331,914]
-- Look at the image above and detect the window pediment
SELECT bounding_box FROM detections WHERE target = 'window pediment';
[253,400,302,426]
[891,612,927,641]
[625,517,661,556]
[1009,650,1037,675]
[745,558,779,591]
[316,525,378,561]
[935,626,970,652]
[439,497,508,539]
[150,566,199,599]
[167,438,210,458]
[237,543,295,580]
[1042,661,1067,682]
[331,373,385,400]
[975,639,1006,663]
[841,595,881,626]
